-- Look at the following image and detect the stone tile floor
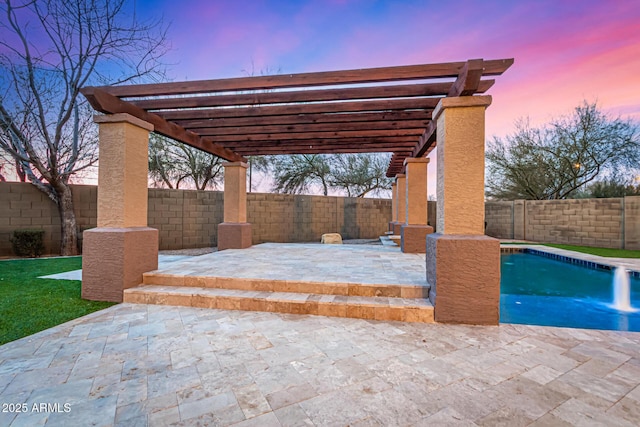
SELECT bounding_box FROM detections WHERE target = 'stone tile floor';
[1,303,639,426]
[152,243,427,287]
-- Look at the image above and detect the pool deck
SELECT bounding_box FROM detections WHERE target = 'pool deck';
[1,305,640,426]
[1,243,639,425]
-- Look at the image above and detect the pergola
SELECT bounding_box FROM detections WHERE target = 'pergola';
[82,58,512,176]
[81,58,513,325]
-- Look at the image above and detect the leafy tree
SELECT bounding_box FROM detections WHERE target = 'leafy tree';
[267,153,392,197]
[0,0,167,255]
[269,154,331,196]
[148,134,223,190]
[329,154,392,197]
[486,101,640,200]
[573,176,640,198]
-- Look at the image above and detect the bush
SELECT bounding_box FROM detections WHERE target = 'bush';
[10,229,45,257]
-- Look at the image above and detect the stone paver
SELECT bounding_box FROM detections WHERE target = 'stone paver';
[1,304,640,426]
[154,243,427,287]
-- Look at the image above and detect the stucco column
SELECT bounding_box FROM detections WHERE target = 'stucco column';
[426,96,500,325]
[218,161,252,250]
[388,181,398,232]
[393,174,406,235]
[82,113,158,302]
[401,158,433,253]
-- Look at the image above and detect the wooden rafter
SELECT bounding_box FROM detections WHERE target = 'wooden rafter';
[132,80,494,110]
[98,59,513,97]
[173,111,432,129]
[157,98,440,121]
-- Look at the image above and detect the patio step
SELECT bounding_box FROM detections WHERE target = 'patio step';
[123,285,434,323]
[142,272,429,299]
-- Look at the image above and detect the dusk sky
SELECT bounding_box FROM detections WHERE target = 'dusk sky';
[131,0,640,195]
[137,0,640,136]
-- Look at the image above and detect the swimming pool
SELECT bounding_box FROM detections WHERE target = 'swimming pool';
[500,252,640,332]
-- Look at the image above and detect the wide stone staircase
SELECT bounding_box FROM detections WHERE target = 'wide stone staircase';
[124,272,434,323]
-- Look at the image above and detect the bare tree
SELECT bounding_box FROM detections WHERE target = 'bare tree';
[486,101,640,200]
[148,134,223,191]
[0,0,167,255]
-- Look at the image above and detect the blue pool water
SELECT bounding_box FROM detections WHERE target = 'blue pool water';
[500,253,640,332]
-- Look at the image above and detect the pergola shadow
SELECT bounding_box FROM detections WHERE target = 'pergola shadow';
[80,58,513,325]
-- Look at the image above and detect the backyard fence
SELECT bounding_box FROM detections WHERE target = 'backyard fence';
[3,182,639,255]
[485,197,640,250]
[0,182,392,256]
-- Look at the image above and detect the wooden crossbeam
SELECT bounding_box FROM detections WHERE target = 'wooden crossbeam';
[98,59,514,97]
[222,136,418,148]
[191,121,429,136]
[133,82,452,110]
[80,88,244,162]
[173,111,432,128]
[131,80,494,110]
[448,59,485,97]
[234,146,414,155]
[209,129,423,142]
[412,121,437,158]
[157,98,440,121]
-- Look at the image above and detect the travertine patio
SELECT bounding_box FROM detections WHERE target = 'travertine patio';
[1,303,639,426]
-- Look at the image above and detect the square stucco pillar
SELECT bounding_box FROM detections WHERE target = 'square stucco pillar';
[426,96,500,325]
[401,158,433,253]
[218,161,252,250]
[388,181,398,232]
[82,113,158,302]
[392,174,406,235]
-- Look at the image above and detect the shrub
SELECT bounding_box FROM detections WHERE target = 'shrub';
[10,229,45,257]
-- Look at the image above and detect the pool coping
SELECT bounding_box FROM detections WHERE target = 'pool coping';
[501,244,640,278]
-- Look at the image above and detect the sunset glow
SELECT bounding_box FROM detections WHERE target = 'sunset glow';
[131,0,640,195]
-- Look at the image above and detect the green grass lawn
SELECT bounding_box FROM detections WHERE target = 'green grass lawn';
[542,244,640,258]
[501,241,640,258]
[0,257,115,345]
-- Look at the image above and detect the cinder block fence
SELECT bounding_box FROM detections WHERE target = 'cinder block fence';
[485,197,640,250]
[2,182,638,255]
[0,183,392,256]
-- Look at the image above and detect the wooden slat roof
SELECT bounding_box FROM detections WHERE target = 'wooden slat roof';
[81,58,513,177]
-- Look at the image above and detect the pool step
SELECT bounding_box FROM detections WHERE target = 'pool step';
[123,285,434,323]
[142,272,429,299]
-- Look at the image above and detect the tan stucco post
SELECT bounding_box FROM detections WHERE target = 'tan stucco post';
[401,158,433,253]
[82,113,158,302]
[393,174,406,235]
[218,161,252,250]
[389,181,398,232]
[426,96,500,325]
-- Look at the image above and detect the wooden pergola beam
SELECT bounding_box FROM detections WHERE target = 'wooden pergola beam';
[448,59,485,97]
[233,146,415,155]
[132,80,494,110]
[223,136,418,148]
[157,98,440,121]
[80,88,244,162]
[193,121,429,136]
[98,59,514,97]
[209,129,423,142]
[173,111,432,129]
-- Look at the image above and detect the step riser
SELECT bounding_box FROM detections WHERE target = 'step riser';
[124,291,434,323]
[143,274,428,299]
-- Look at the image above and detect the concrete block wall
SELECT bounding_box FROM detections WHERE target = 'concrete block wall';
[0,182,392,255]
[486,197,640,249]
[526,198,623,248]
[485,201,514,238]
